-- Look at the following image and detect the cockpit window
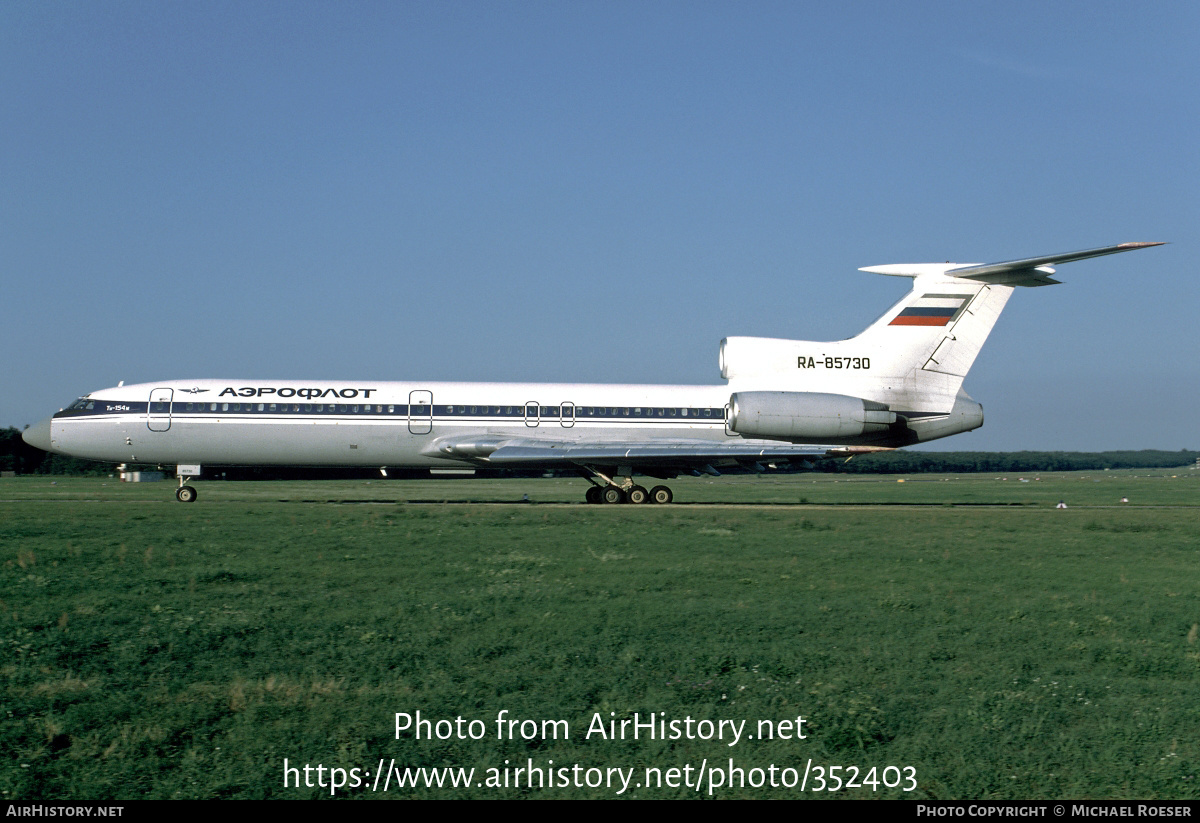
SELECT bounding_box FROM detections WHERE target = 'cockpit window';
[67,398,94,411]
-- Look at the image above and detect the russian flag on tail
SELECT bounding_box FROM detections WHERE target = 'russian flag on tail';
[889,293,973,327]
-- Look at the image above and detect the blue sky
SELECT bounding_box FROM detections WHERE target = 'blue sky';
[3,1,1195,450]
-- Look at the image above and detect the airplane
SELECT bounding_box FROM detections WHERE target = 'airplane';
[22,242,1163,504]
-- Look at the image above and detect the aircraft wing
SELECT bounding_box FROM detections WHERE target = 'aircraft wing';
[426,434,887,474]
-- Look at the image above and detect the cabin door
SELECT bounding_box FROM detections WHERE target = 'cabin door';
[148,388,173,432]
[408,390,433,434]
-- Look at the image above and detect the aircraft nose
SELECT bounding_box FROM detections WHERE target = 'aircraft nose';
[22,418,54,452]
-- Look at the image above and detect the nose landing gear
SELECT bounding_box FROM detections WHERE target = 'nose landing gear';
[174,464,202,503]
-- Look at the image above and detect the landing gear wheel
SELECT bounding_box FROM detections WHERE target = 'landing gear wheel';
[649,485,673,504]
[627,485,649,504]
[585,486,603,504]
[601,487,626,504]
[176,485,198,503]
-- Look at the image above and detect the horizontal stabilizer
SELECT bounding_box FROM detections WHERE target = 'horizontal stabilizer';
[861,242,1164,287]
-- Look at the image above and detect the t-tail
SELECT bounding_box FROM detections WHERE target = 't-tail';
[721,242,1164,447]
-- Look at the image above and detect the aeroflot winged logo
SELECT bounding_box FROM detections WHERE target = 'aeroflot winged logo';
[218,386,378,399]
[889,293,974,327]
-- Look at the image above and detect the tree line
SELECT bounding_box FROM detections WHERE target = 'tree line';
[829,449,1198,474]
[2,425,1195,478]
[0,426,114,475]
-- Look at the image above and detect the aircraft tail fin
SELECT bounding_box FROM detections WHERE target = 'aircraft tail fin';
[722,273,1008,414]
[721,243,1164,424]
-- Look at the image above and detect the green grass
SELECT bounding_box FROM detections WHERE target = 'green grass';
[2,471,1198,799]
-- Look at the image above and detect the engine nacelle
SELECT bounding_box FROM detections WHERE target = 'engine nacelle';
[728,391,896,440]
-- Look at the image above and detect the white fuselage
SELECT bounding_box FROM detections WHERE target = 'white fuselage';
[45,378,750,468]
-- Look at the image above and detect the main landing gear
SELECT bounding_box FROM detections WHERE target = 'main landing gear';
[582,470,673,505]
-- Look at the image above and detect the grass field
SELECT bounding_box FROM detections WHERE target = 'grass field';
[2,471,1198,799]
